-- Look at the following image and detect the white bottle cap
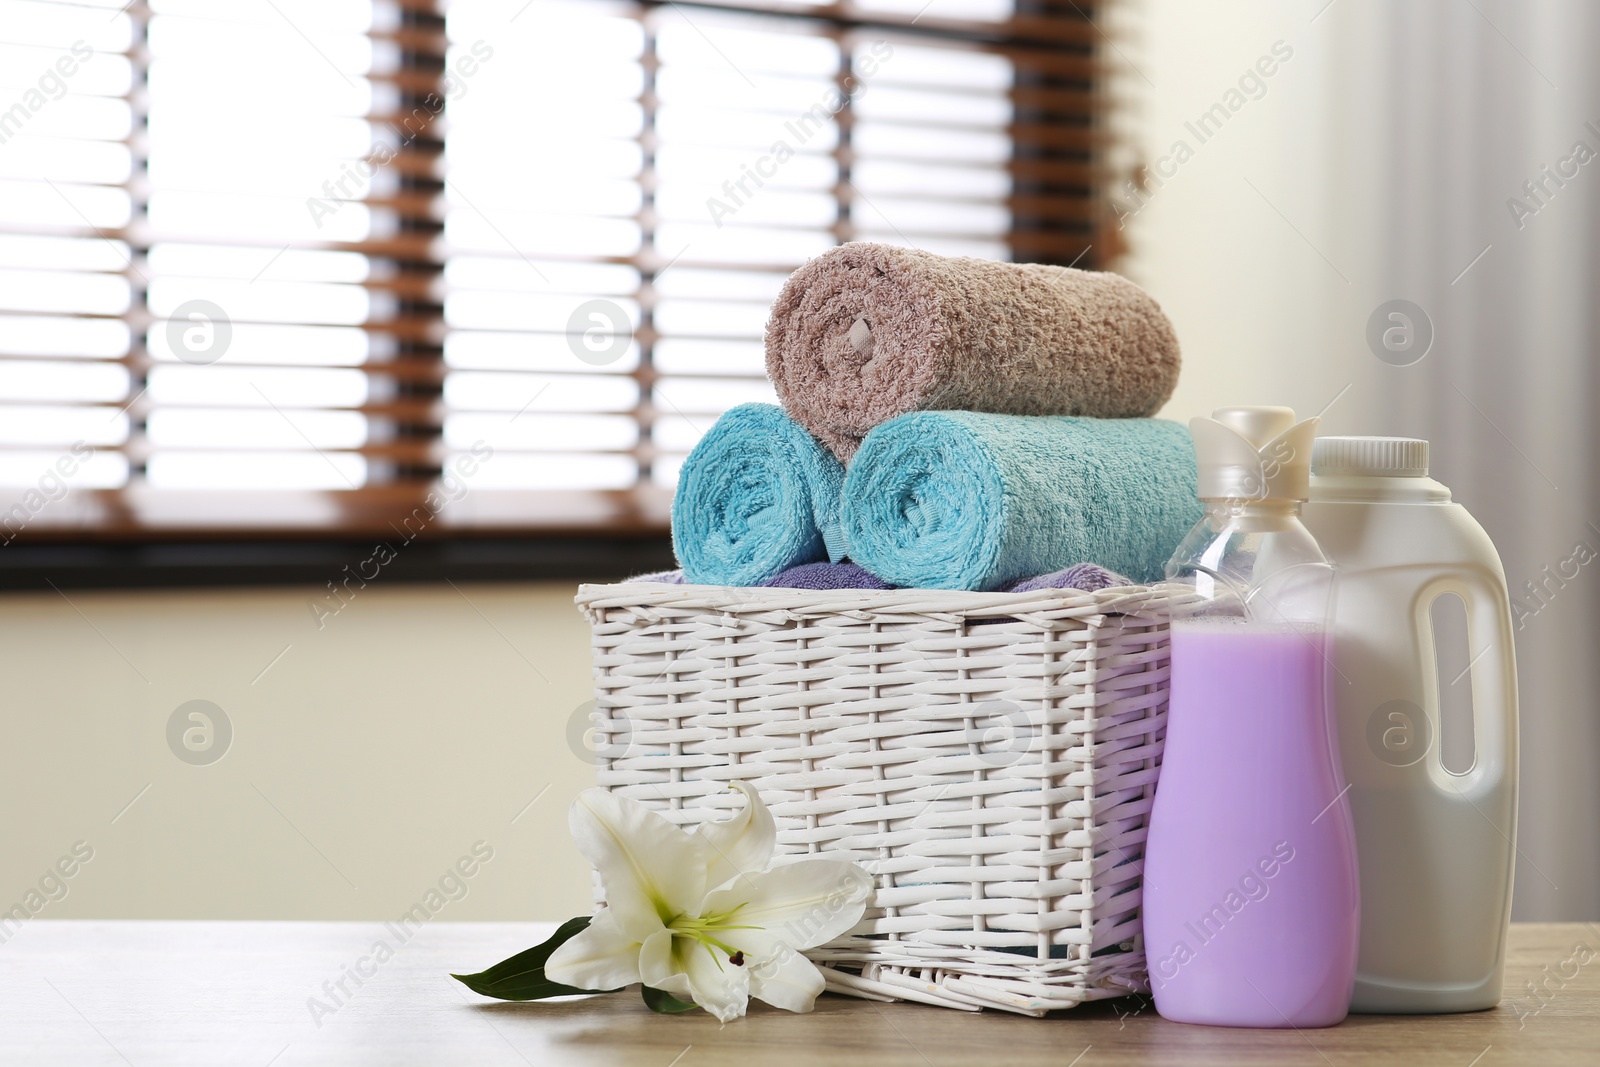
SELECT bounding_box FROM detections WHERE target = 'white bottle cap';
[1190,406,1320,501]
[1212,406,1297,448]
[1312,436,1430,477]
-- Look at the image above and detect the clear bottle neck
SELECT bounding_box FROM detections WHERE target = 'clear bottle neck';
[1202,497,1306,533]
[1170,497,1332,625]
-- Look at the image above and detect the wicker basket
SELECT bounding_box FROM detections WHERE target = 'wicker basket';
[575,581,1176,1016]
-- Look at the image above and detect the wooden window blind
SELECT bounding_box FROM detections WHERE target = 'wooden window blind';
[0,0,1122,545]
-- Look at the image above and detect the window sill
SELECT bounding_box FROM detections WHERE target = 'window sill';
[0,488,676,589]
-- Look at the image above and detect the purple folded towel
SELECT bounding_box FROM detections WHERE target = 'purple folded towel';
[1004,563,1130,594]
[760,561,895,590]
[629,570,686,584]
[626,562,1127,593]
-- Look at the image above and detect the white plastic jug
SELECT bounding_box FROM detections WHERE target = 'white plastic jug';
[1303,436,1518,1014]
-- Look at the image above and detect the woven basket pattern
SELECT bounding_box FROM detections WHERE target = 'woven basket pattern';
[576,582,1175,1016]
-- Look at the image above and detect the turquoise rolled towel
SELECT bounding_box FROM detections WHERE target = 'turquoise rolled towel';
[840,412,1201,590]
[672,403,846,585]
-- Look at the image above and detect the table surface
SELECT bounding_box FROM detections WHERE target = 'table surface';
[2,921,1597,1066]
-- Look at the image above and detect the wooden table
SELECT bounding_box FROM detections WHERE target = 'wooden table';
[3,921,1597,1065]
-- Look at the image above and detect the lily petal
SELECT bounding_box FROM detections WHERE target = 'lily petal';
[703,859,873,953]
[748,945,828,1014]
[698,781,777,891]
[569,789,709,941]
[639,929,695,1002]
[544,908,644,991]
[680,934,751,1023]
[640,929,751,1022]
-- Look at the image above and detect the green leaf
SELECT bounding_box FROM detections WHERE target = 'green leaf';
[451,916,624,1002]
[641,985,699,1014]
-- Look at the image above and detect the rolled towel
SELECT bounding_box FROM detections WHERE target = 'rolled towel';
[765,242,1181,462]
[671,404,846,586]
[760,561,895,590]
[841,412,1201,590]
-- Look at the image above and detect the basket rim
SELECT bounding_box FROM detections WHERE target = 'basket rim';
[576,579,1186,621]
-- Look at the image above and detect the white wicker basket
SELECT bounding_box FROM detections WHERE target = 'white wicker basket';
[575,581,1176,1016]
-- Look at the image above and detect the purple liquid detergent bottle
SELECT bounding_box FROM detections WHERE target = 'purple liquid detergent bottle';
[1143,406,1359,1028]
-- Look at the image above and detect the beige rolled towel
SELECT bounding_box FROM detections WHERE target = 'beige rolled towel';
[764,242,1181,462]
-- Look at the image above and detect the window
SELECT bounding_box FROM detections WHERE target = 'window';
[0,0,1120,545]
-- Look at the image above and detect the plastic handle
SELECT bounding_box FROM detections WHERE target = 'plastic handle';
[1420,570,1518,800]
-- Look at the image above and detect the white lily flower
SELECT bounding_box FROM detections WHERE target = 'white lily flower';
[545,782,872,1022]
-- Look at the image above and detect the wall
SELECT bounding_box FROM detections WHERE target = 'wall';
[0,582,597,925]
[1123,0,1361,427]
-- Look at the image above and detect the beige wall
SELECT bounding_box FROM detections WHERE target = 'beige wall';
[1125,0,1373,431]
[1,582,597,922]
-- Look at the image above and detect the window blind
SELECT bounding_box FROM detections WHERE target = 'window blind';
[0,0,1118,544]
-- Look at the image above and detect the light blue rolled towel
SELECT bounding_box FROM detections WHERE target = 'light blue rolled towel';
[672,403,847,586]
[840,412,1201,590]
